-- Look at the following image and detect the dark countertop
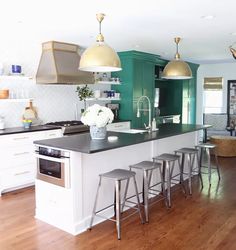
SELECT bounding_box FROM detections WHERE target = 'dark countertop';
[34,124,209,154]
[0,125,61,136]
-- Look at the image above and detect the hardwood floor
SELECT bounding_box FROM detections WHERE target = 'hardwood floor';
[1,157,236,250]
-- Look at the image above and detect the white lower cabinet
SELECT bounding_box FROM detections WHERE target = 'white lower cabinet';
[0,129,62,195]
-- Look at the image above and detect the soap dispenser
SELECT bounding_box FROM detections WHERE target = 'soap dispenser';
[152,118,156,131]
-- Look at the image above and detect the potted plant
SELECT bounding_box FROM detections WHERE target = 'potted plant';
[76,85,94,113]
[81,104,114,139]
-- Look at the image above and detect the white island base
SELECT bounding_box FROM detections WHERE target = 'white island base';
[35,131,199,235]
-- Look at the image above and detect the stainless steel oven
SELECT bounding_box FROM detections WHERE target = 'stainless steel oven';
[35,146,70,188]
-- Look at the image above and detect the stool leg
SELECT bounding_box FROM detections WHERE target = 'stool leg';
[196,151,204,189]
[89,176,102,229]
[187,154,192,195]
[159,164,165,195]
[207,148,212,185]
[115,180,121,240]
[181,153,185,183]
[133,176,144,224]
[177,156,186,195]
[166,161,171,208]
[122,178,130,212]
[214,150,221,180]
[143,169,149,222]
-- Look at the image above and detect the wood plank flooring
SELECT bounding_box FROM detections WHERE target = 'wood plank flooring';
[0,156,236,250]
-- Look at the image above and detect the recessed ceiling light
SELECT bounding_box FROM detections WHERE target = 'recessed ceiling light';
[230,32,236,36]
[201,15,215,20]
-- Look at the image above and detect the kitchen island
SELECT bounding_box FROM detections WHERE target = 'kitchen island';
[34,124,207,235]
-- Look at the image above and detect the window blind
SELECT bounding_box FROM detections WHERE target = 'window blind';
[204,77,223,90]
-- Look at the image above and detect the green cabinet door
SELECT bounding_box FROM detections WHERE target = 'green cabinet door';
[112,50,199,127]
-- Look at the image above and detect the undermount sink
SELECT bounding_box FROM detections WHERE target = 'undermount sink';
[118,129,148,134]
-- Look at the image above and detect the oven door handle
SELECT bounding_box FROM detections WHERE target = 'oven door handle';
[34,152,69,163]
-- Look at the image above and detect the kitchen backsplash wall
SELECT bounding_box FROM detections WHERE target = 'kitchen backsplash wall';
[0,77,109,128]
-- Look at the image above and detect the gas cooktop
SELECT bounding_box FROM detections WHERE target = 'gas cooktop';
[45,120,89,135]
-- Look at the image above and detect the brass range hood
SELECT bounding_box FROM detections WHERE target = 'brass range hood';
[36,41,94,85]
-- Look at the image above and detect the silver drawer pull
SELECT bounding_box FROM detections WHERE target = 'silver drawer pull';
[14,171,30,176]
[13,137,29,140]
[14,152,30,156]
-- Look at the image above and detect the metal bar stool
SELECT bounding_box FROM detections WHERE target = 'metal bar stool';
[174,147,203,195]
[125,161,164,222]
[195,143,220,185]
[89,169,144,240]
[153,154,186,208]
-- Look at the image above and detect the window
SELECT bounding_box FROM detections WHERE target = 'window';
[203,77,223,113]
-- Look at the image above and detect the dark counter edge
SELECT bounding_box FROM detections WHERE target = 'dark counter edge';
[0,125,61,136]
[34,124,210,154]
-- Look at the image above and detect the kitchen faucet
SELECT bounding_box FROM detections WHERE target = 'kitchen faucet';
[136,96,151,131]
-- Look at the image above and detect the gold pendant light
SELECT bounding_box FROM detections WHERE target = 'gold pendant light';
[79,13,122,72]
[162,37,192,79]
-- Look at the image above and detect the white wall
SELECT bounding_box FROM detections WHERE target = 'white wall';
[196,63,236,123]
[0,44,109,128]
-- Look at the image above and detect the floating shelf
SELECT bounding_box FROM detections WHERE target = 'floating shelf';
[86,97,121,101]
[95,81,121,85]
[0,98,33,103]
[0,75,33,80]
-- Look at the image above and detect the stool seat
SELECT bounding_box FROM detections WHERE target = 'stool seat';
[90,168,144,240]
[153,153,185,208]
[196,143,220,185]
[175,147,202,195]
[155,153,180,162]
[130,161,161,170]
[175,147,198,154]
[100,169,136,180]
[129,160,164,222]
[196,143,216,149]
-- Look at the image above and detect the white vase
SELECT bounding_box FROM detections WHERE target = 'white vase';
[90,125,107,139]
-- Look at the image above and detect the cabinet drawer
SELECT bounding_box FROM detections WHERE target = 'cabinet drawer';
[44,129,62,139]
[0,129,62,149]
[0,163,36,189]
[0,133,34,148]
[0,145,35,169]
[107,121,131,131]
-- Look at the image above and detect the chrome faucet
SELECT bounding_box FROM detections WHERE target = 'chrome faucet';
[136,96,151,131]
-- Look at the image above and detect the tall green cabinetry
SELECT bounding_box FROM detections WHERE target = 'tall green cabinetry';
[112,50,199,128]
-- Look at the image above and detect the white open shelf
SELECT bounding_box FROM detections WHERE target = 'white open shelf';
[95,81,121,85]
[86,97,121,101]
[0,75,33,80]
[0,98,33,103]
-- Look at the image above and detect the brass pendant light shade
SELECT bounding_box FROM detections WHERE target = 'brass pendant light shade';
[162,37,192,80]
[79,13,121,72]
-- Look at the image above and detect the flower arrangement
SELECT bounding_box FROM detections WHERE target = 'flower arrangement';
[81,104,114,128]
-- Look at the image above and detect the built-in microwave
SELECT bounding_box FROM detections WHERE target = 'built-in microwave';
[35,146,70,188]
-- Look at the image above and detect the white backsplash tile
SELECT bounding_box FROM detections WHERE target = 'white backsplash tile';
[0,78,110,128]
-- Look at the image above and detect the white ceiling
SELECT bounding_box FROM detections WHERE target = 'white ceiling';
[1,0,236,65]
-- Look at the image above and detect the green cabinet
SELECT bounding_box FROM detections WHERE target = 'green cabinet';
[112,51,166,128]
[112,50,199,127]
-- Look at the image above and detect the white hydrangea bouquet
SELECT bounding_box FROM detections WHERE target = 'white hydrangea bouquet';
[81,104,114,127]
[81,104,114,139]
